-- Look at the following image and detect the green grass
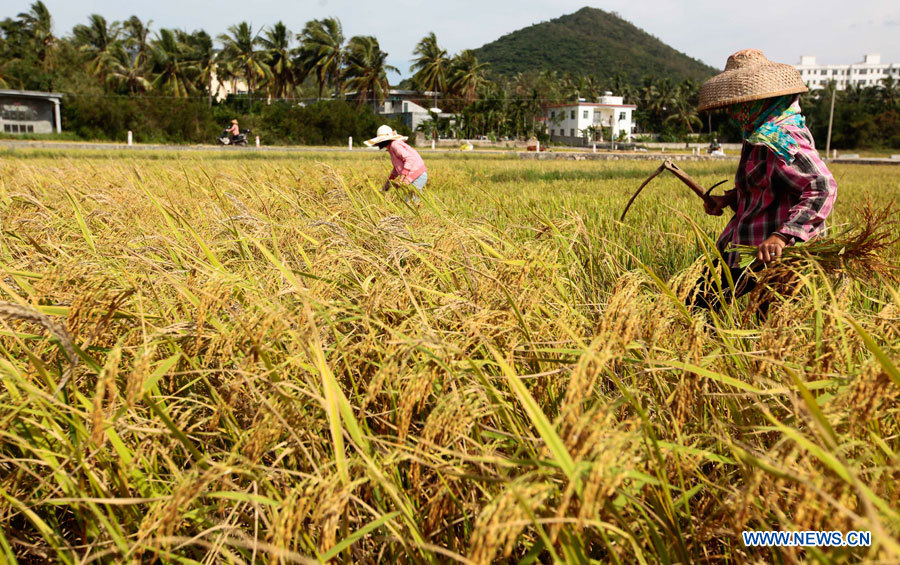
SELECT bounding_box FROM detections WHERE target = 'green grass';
[0,149,898,563]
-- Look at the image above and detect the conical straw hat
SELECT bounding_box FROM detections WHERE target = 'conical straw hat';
[698,49,807,112]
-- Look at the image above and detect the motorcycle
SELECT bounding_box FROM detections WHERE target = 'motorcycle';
[217,128,251,146]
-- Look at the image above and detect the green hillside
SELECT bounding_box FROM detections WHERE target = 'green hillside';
[473,7,717,84]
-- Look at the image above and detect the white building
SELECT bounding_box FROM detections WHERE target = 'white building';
[794,54,900,90]
[546,92,636,144]
[374,90,452,131]
[209,69,248,102]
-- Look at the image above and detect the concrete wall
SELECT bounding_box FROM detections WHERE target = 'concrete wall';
[430,138,529,148]
[639,141,743,151]
[0,96,56,134]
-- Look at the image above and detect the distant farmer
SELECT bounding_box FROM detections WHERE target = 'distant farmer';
[227,119,240,140]
[691,49,837,309]
[365,125,427,201]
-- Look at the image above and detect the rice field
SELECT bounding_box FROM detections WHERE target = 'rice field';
[0,148,899,564]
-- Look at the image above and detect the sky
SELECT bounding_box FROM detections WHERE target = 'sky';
[6,0,900,78]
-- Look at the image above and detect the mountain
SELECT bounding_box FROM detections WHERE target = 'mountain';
[472,7,717,85]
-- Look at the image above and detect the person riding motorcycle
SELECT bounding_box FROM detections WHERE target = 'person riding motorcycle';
[217,119,249,146]
[227,119,240,141]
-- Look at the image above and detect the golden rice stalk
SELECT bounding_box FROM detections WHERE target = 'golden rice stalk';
[0,301,75,364]
[90,344,122,446]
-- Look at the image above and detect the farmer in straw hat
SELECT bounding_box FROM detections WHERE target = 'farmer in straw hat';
[691,49,837,309]
[365,125,428,201]
[226,119,240,140]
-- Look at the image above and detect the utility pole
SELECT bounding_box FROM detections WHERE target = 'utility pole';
[825,82,836,159]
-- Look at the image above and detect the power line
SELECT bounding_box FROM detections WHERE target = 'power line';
[55,91,639,105]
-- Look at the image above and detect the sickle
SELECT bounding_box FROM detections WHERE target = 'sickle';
[619,161,667,222]
[620,159,728,222]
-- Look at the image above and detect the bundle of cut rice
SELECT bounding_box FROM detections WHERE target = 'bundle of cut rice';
[729,204,899,317]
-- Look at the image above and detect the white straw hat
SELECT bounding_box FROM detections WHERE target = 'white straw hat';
[365,124,407,146]
[698,49,807,112]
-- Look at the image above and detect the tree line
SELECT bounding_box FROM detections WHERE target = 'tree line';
[1,2,898,147]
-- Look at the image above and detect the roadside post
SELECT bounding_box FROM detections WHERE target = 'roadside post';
[825,83,836,159]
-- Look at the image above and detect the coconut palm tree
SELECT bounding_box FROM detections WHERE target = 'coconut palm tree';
[123,15,152,66]
[17,1,54,65]
[449,50,489,106]
[343,35,397,111]
[879,76,899,109]
[217,22,269,98]
[410,32,448,108]
[183,30,217,106]
[148,28,198,97]
[71,14,121,80]
[297,17,345,99]
[664,82,702,133]
[257,21,297,100]
[104,42,151,94]
[0,43,10,88]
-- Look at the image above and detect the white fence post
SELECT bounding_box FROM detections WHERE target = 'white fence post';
[349,136,353,150]
[127,131,133,146]
[592,143,596,153]
[255,136,260,147]
[431,138,435,150]
[536,140,540,152]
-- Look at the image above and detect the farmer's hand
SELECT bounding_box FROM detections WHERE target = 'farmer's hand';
[382,180,391,192]
[704,194,730,216]
[757,233,788,263]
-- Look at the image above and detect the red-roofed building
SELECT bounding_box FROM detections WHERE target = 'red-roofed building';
[545,92,636,145]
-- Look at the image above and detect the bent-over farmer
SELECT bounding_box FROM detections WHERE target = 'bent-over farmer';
[365,125,428,201]
[692,49,837,309]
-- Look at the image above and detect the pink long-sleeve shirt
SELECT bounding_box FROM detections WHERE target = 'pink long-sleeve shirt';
[387,140,427,184]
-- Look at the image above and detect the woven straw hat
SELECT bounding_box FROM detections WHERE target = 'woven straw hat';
[364,124,407,147]
[698,49,807,111]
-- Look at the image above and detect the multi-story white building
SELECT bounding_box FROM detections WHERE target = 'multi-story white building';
[794,54,900,90]
[209,69,249,102]
[545,92,636,144]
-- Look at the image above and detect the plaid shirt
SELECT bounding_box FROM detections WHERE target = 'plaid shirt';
[717,125,837,268]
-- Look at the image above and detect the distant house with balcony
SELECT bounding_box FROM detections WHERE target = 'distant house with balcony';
[546,92,636,145]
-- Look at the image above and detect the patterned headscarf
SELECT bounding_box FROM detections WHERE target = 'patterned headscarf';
[728,95,805,164]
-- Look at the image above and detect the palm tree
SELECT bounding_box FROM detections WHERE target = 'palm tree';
[148,29,198,97]
[344,35,398,111]
[879,76,899,108]
[183,30,217,106]
[410,32,448,108]
[17,1,54,64]
[258,21,297,99]
[104,42,151,94]
[449,50,489,105]
[297,17,345,99]
[560,73,586,100]
[0,46,10,88]
[217,22,269,98]
[71,14,121,80]
[123,15,152,66]
[664,82,702,133]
